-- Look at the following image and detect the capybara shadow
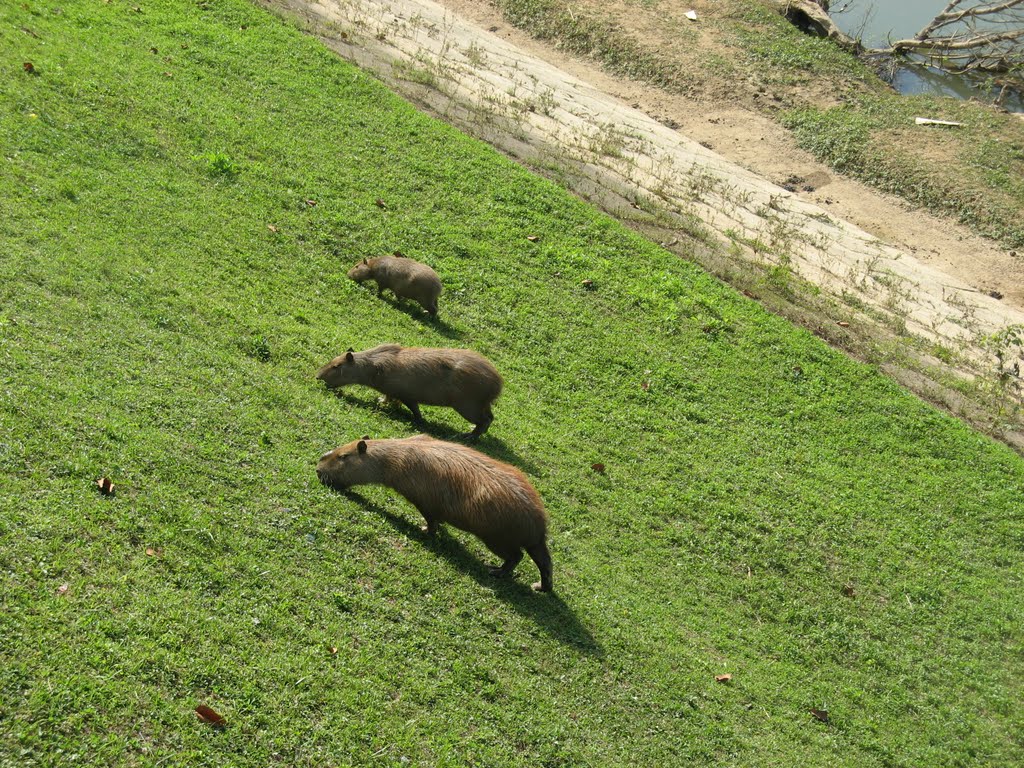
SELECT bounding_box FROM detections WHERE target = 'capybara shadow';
[376,294,465,339]
[339,489,602,654]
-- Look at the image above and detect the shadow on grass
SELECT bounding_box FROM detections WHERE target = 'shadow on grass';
[374,293,464,340]
[324,391,542,475]
[342,490,602,656]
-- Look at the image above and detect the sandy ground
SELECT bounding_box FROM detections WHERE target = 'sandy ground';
[262,0,1024,441]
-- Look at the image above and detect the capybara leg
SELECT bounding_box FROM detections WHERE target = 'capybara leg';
[526,542,553,592]
[401,400,424,424]
[420,517,439,536]
[487,549,523,577]
[466,408,494,441]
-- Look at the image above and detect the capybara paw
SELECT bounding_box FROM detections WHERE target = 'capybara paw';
[531,581,552,593]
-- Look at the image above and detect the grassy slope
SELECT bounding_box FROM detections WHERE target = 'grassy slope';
[1,1,1023,765]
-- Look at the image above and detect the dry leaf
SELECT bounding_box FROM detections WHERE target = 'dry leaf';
[810,708,829,723]
[392,250,406,258]
[149,47,158,54]
[305,199,317,207]
[195,704,226,728]
[581,279,595,290]
[590,462,606,474]
[842,583,855,597]
[23,62,35,74]
[162,71,172,78]
[96,477,115,496]
[56,583,69,596]
[836,321,850,328]
[715,673,732,683]
[267,224,278,233]
[640,380,651,391]
[374,198,387,209]
[145,547,162,557]
[526,235,539,242]
[22,27,40,39]
[328,645,339,656]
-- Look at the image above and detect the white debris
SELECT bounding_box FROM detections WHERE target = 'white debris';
[914,117,964,127]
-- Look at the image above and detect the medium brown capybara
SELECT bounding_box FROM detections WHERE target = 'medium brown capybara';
[316,435,553,592]
[347,255,442,316]
[316,344,502,440]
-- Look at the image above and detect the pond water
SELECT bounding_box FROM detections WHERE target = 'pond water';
[829,0,1023,111]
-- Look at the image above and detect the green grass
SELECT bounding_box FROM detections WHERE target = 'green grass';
[2,0,1024,765]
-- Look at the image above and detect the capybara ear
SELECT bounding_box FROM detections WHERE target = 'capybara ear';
[346,347,354,353]
[357,440,368,454]
[362,258,368,265]
[345,351,355,363]
[360,435,370,440]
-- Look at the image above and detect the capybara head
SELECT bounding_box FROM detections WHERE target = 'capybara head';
[347,258,372,282]
[316,438,372,490]
[316,349,359,389]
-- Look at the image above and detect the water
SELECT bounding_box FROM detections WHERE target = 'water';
[829,0,1024,111]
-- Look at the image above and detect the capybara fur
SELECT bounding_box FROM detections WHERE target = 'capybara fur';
[317,344,502,439]
[347,255,441,316]
[317,435,553,592]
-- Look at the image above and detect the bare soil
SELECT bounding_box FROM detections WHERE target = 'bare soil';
[445,0,1024,309]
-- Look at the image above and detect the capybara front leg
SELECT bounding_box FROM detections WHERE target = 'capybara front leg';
[420,516,439,536]
[465,408,494,442]
[487,549,523,578]
[526,543,553,592]
[401,400,424,424]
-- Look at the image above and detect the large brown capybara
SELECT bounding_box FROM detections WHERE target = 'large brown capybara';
[316,344,502,440]
[317,435,553,592]
[347,255,442,316]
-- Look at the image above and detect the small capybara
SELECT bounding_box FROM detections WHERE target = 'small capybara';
[347,255,442,316]
[316,344,502,439]
[317,435,553,592]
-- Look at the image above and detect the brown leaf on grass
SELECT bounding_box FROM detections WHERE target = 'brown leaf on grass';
[195,704,226,728]
[715,673,732,683]
[581,279,595,290]
[842,583,855,597]
[56,583,69,596]
[640,380,651,391]
[836,321,850,328]
[374,198,387,209]
[162,71,172,78]
[149,47,158,54]
[328,645,339,656]
[145,547,163,557]
[267,224,278,233]
[526,235,540,242]
[23,62,35,74]
[305,199,317,207]
[96,477,115,496]
[590,463,606,474]
[810,708,829,723]
[22,27,40,39]
[392,250,405,258]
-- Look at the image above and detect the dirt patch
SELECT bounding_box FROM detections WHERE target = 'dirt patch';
[262,0,1024,446]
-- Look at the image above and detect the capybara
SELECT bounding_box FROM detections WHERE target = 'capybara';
[347,255,442,316]
[317,435,553,592]
[316,344,503,439]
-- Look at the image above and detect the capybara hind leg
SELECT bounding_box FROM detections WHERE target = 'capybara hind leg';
[526,542,553,592]
[487,549,523,577]
[401,400,424,424]
[419,515,439,536]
